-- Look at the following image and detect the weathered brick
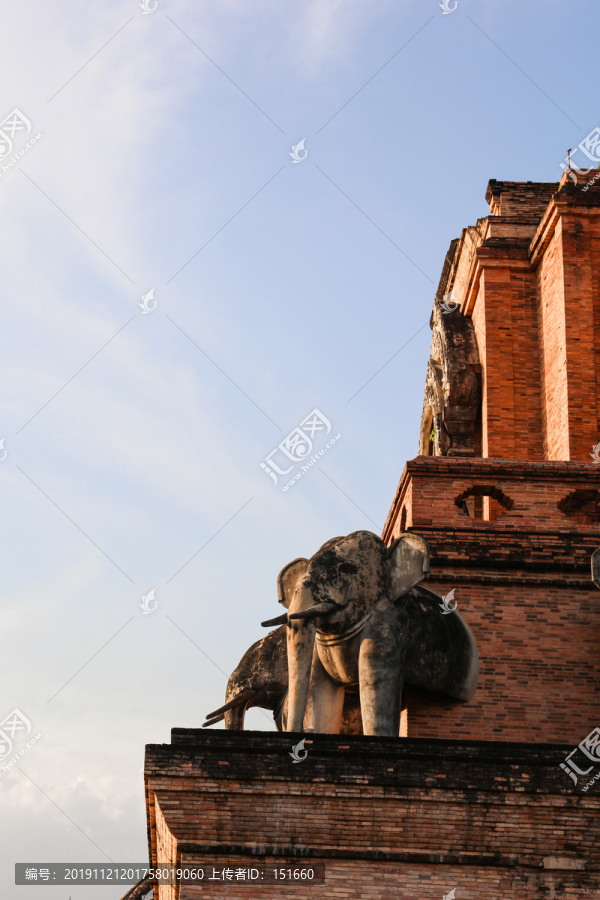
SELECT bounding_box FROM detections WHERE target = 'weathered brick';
[144,731,600,899]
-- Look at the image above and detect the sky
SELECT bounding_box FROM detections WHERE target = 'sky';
[1,0,598,896]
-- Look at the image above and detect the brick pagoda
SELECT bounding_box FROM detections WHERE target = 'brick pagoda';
[383,171,600,746]
[140,171,600,900]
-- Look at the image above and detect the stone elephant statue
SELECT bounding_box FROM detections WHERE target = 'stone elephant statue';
[203,530,479,736]
[265,530,479,736]
[202,625,363,732]
[203,626,288,730]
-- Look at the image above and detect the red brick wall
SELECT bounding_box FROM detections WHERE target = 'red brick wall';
[560,212,600,461]
[592,215,600,451]
[145,731,600,900]
[472,262,543,460]
[405,576,599,743]
[536,219,569,460]
[486,180,556,219]
[383,457,600,744]
[458,180,600,463]
[470,272,489,456]
[392,181,600,741]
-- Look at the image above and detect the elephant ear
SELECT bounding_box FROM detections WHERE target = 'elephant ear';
[385,533,430,601]
[277,558,310,609]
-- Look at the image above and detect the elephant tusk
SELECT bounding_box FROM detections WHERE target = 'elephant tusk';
[202,714,225,727]
[288,601,338,621]
[205,688,256,720]
[261,613,289,627]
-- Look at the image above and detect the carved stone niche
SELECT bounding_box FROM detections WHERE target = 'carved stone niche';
[418,291,481,457]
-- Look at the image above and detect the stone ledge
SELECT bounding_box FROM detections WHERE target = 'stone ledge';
[145,731,585,796]
[403,456,600,478]
[176,846,599,873]
[178,844,520,867]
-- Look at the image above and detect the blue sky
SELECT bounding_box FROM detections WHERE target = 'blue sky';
[1,0,597,895]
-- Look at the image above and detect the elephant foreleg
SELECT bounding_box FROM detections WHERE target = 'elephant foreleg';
[358,636,403,737]
[305,649,345,734]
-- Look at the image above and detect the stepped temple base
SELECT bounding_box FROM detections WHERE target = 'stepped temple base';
[144,729,600,899]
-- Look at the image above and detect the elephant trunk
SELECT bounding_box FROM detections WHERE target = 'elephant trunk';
[286,582,319,732]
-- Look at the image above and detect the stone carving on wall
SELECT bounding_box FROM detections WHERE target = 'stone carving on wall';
[418,291,481,457]
[204,531,479,736]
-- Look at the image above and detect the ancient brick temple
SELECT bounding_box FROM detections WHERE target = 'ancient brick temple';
[383,170,600,746]
[140,171,600,900]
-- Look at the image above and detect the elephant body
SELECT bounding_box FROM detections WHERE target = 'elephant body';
[400,583,478,700]
[204,530,479,737]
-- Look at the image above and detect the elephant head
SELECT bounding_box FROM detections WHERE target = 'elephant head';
[263,531,431,733]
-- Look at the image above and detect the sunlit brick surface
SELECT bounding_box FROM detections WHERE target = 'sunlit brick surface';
[383,457,600,743]
[452,175,600,461]
[145,731,600,899]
